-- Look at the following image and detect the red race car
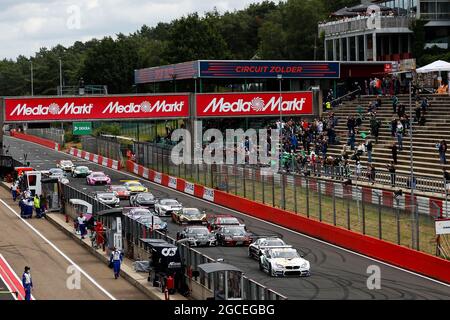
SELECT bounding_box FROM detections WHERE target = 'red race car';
[108,185,131,200]
[207,214,244,232]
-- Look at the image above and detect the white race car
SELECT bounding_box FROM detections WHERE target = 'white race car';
[259,247,310,277]
[57,160,75,172]
[154,199,182,217]
[248,237,289,260]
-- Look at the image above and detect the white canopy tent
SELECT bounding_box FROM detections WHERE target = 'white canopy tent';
[416,60,450,95]
[416,60,450,73]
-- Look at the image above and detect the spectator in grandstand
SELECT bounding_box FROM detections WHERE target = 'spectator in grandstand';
[418,110,426,126]
[393,77,401,95]
[443,168,450,190]
[386,162,396,187]
[397,104,406,118]
[356,142,366,157]
[370,115,381,144]
[366,139,373,163]
[438,140,448,165]
[376,95,382,109]
[421,97,429,112]
[437,81,448,94]
[367,163,376,184]
[396,120,404,151]
[347,131,356,151]
[391,142,398,165]
[390,117,397,137]
[392,95,399,114]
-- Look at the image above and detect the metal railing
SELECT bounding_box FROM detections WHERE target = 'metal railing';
[318,15,412,36]
[59,183,288,300]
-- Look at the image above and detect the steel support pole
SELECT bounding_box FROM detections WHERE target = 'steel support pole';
[378,195,382,240]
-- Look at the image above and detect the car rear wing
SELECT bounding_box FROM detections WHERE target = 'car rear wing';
[259,245,292,250]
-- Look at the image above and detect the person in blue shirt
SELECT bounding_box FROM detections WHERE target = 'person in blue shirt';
[22,266,33,300]
[109,247,123,279]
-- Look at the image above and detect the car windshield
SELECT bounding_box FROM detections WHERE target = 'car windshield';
[219,217,239,225]
[271,250,299,259]
[183,209,200,216]
[77,167,88,171]
[138,194,154,201]
[98,193,114,198]
[112,186,127,191]
[50,169,63,175]
[223,227,246,235]
[131,208,151,214]
[128,182,142,187]
[162,200,179,206]
[190,228,209,235]
[261,239,285,247]
[93,173,105,177]
[61,161,72,166]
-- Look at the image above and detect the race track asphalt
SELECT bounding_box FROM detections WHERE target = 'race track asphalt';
[5,135,450,300]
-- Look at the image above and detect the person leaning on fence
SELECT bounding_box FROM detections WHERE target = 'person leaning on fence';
[443,169,450,191]
[367,164,376,185]
[387,162,396,187]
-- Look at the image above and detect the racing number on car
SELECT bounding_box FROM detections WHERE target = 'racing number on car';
[161,247,177,257]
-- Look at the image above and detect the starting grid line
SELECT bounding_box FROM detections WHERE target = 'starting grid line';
[0,254,29,300]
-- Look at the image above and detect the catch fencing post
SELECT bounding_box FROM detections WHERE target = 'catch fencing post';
[378,194,382,240]
[318,179,322,222]
[262,174,265,204]
[347,197,350,230]
[396,198,400,245]
[332,187,336,226]
[272,175,275,207]
[252,168,256,201]
[362,190,366,235]
[306,176,310,218]
[294,175,298,214]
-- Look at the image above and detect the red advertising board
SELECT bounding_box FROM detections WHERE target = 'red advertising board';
[4,94,190,122]
[196,92,313,117]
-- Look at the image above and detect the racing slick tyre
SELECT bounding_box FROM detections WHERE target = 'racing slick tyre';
[248,250,252,258]
[269,265,275,277]
[259,261,264,271]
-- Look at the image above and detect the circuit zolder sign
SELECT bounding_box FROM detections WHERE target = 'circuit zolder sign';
[3,95,190,122]
[196,92,313,117]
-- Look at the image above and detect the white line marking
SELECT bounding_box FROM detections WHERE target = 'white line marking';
[0,199,116,300]
[0,254,32,300]
[7,136,450,287]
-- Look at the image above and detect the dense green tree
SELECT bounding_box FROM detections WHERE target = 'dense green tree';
[164,13,231,63]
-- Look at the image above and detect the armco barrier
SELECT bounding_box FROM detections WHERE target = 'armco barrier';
[69,147,121,170]
[126,160,450,284]
[10,130,61,151]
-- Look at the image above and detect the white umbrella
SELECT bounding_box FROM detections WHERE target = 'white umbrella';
[416,60,450,73]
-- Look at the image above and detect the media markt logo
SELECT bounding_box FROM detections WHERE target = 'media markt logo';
[48,103,60,115]
[140,101,152,112]
[250,97,265,112]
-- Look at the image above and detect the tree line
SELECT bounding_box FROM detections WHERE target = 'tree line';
[0,0,446,96]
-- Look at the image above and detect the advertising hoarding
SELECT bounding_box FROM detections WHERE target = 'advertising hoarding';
[4,95,190,122]
[196,92,313,117]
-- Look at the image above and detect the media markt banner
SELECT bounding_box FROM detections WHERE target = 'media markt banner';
[73,122,92,135]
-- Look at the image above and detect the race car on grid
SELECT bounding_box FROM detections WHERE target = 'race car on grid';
[259,247,311,277]
[248,237,289,260]
[86,172,111,186]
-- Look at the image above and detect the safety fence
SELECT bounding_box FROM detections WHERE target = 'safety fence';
[81,136,124,166]
[25,128,65,146]
[59,183,287,300]
[132,143,449,259]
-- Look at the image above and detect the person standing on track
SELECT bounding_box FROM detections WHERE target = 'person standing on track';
[22,266,33,301]
[33,194,41,218]
[109,247,123,279]
[77,212,87,240]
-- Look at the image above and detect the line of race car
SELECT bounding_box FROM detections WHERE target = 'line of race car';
[54,159,311,278]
